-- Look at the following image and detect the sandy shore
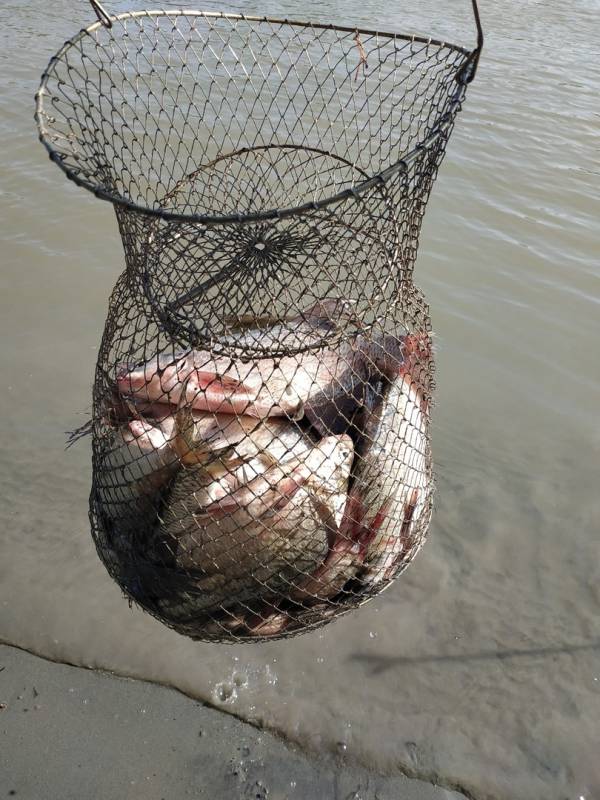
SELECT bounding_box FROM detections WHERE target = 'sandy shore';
[0,644,465,800]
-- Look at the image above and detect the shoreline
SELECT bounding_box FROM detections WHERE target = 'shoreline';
[0,643,466,800]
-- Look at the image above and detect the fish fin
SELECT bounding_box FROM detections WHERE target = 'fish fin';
[223,312,283,331]
[358,497,393,552]
[380,489,421,582]
[309,495,340,550]
[339,487,367,539]
[172,376,199,461]
[194,370,254,397]
[400,489,419,539]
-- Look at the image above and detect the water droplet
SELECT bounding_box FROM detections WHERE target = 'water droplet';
[264,666,278,686]
[198,730,204,737]
[316,656,324,664]
[336,741,347,754]
[290,780,297,789]
[253,778,269,799]
[233,673,248,688]
[369,631,377,639]
[214,682,236,703]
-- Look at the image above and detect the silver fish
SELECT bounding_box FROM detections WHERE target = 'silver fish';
[95,416,178,524]
[219,298,358,353]
[150,431,354,617]
[117,327,416,436]
[115,341,370,422]
[350,338,432,588]
[114,299,350,417]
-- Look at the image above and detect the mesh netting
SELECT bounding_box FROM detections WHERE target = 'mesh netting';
[36,7,480,641]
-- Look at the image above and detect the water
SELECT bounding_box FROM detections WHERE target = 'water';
[1,1,599,798]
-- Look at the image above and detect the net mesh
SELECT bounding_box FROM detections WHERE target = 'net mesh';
[36,9,474,641]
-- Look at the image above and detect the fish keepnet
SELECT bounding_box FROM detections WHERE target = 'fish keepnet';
[35,2,482,641]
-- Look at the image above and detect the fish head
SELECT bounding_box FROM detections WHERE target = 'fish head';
[116,352,191,401]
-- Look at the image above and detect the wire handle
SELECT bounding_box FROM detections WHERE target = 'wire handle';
[456,0,484,84]
[90,0,113,28]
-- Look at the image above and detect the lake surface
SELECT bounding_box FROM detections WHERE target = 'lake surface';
[1,1,599,798]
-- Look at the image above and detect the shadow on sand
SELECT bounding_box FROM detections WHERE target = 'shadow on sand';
[351,640,600,674]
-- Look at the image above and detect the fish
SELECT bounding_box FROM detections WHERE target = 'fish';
[93,391,324,572]
[240,595,351,639]
[231,351,432,634]
[213,491,392,639]
[219,298,359,354]
[116,317,419,435]
[349,334,432,588]
[301,332,418,436]
[215,480,391,641]
[94,416,178,523]
[100,388,299,476]
[148,431,355,618]
[114,299,351,417]
[158,483,394,639]
[92,413,183,574]
[170,397,311,469]
[287,488,389,604]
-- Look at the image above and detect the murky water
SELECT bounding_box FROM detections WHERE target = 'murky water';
[1,1,599,798]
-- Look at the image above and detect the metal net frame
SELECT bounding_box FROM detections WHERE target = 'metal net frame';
[35,1,482,642]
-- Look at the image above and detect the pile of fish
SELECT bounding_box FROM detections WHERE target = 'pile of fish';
[93,299,432,639]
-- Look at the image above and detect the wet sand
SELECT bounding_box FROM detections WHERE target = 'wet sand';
[0,644,465,800]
